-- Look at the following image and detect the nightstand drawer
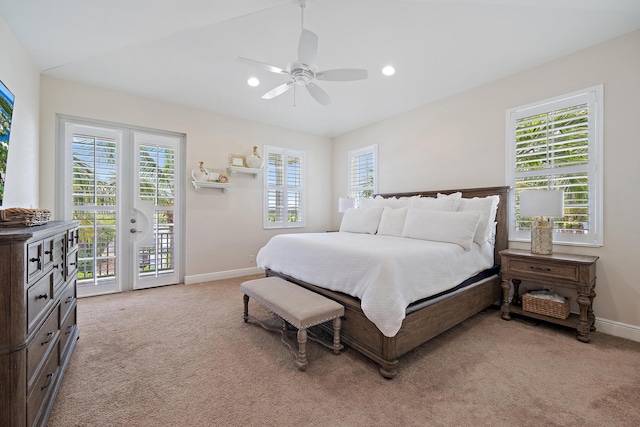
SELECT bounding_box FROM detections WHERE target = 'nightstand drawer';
[509,259,579,282]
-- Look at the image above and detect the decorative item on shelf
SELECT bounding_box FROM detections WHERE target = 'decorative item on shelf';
[246,146,263,169]
[229,154,246,168]
[207,169,222,182]
[520,189,564,255]
[191,161,209,182]
[338,197,357,212]
[218,173,229,183]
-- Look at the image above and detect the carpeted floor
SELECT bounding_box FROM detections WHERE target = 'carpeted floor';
[49,276,640,427]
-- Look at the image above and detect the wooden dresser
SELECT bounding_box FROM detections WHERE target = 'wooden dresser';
[0,221,80,427]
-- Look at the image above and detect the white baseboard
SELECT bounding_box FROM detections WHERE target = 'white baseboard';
[184,267,265,285]
[595,318,640,343]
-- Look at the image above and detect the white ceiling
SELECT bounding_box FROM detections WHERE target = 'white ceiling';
[1,0,640,137]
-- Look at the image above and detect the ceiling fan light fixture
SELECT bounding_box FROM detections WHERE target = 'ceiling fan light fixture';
[235,0,367,106]
[382,65,396,76]
[247,77,260,87]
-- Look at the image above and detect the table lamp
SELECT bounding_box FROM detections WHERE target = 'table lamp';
[519,189,564,255]
[338,198,357,213]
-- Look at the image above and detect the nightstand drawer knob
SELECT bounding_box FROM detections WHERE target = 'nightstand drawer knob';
[530,266,551,272]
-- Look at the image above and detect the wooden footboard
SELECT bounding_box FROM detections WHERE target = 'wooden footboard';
[266,269,501,378]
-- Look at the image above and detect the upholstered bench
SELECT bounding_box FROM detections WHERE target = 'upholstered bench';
[241,277,344,370]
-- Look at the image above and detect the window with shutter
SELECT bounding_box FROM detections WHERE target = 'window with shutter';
[348,145,377,202]
[264,146,305,229]
[506,85,603,246]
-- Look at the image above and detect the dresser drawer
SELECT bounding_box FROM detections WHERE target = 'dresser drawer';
[66,248,78,279]
[60,306,77,356]
[27,308,60,390]
[66,228,79,252]
[27,241,44,284]
[509,258,579,282]
[27,272,55,333]
[42,236,56,272]
[59,280,76,325]
[27,343,60,427]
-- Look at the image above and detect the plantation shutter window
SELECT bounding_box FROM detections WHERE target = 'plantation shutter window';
[264,146,305,229]
[506,85,603,247]
[348,145,378,202]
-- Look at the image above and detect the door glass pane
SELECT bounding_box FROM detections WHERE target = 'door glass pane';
[137,144,175,279]
[71,134,118,289]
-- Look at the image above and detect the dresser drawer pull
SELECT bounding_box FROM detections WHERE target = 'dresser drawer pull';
[69,262,76,266]
[44,250,52,255]
[53,264,60,269]
[41,373,54,391]
[30,256,41,263]
[36,293,49,300]
[65,296,74,304]
[41,332,54,345]
[65,325,73,335]
[530,266,551,272]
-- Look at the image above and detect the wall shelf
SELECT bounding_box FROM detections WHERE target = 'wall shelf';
[192,181,233,193]
[228,166,262,179]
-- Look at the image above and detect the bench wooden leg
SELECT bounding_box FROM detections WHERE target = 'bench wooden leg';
[296,328,308,371]
[243,294,249,323]
[332,317,342,354]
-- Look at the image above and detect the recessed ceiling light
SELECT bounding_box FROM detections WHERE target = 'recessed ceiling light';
[382,65,395,76]
[247,77,260,87]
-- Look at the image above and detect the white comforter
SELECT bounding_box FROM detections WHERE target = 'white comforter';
[256,232,494,337]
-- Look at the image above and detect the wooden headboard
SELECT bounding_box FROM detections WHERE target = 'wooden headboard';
[376,186,511,265]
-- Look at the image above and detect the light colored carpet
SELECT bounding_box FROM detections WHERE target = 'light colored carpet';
[49,276,640,427]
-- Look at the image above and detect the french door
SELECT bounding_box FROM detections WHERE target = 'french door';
[59,118,183,297]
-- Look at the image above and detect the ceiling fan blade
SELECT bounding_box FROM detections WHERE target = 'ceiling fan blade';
[236,57,285,75]
[261,82,293,100]
[298,29,318,66]
[317,68,368,81]
[306,82,331,106]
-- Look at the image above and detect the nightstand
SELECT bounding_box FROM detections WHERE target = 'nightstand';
[499,249,599,343]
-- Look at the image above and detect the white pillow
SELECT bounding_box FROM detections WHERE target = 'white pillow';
[437,192,462,198]
[401,208,481,251]
[456,195,500,246]
[410,196,457,211]
[359,195,415,209]
[377,206,409,237]
[339,206,384,234]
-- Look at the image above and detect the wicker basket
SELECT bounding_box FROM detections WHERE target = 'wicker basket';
[522,291,570,319]
[0,208,52,227]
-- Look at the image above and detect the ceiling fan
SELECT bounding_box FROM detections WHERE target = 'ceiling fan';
[236,0,368,106]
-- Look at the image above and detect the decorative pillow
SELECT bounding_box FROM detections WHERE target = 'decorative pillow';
[339,206,384,234]
[359,195,415,209]
[401,208,481,251]
[437,191,462,199]
[456,195,500,246]
[377,206,409,237]
[410,196,457,211]
[437,191,462,210]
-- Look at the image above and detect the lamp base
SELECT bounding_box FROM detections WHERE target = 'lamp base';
[531,219,553,255]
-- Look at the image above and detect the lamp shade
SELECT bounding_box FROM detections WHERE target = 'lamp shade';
[520,189,564,218]
[338,198,357,213]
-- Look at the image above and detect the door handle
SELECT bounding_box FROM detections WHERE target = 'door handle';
[130,228,142,234]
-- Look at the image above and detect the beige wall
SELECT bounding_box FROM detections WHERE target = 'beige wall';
[333,30,640,334]
[0,16,40,208]
[39,76,333,280]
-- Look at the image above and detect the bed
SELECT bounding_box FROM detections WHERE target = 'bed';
[258,186,510,378]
